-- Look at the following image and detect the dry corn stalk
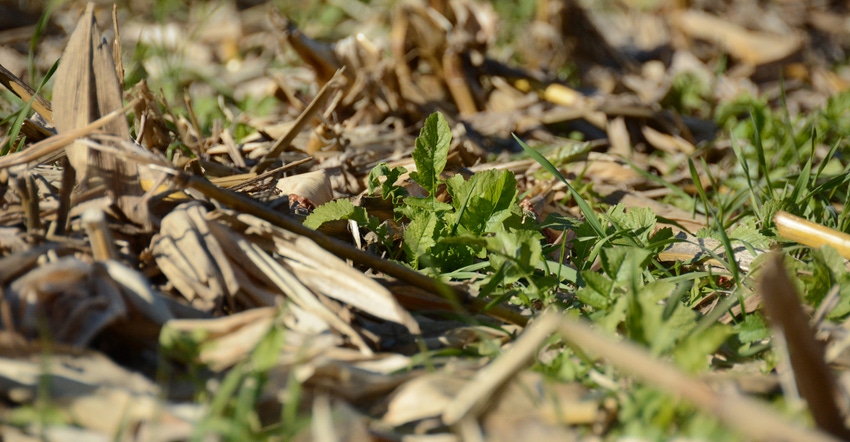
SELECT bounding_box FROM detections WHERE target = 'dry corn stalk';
[51,3,148,225]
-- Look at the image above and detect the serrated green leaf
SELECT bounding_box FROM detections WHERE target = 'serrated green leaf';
[403,211,439,269]
[639,280,697,354]
[577,270,613,309]
[367,162,408,204]
[673,324,732,373]
[600,247,652,283]
[481,229,544,284]
[486,229,543,265]
[400,196,454,215]
[303,199,369,229]
[410,112,451,195]
[447,169,517,235]
[736,314,770,344]
[607,205,656,243]
[729,220,771,249]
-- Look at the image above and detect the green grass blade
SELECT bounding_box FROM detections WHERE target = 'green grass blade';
[750,111,775,198]
[687,158,710,217]
[788,129,814,205]
[2,58,59,155]
[814,137,842,184]
[730,134,762,210]
[28,0,59,87]
[513,134,605,237]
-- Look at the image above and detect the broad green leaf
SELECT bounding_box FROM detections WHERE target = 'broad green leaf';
[485,229,542,267]
[571,221,602,266]
[429,240,475,272]
[729,220,771,249]
[410,112,451,195]
[638,280,696,354]
[596,296,629,333]
[482,230,543,285]
[647,227,675,251]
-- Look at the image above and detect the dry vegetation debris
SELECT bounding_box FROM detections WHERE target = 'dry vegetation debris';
[1,0,850,440]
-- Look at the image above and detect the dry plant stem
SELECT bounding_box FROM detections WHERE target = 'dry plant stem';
[82,208,117,261]
[183,92,205,154]
[25,174,41,232]
[0,100,137,169]
[253,69,345,173]
[556,315,841,442]
[111,4,124,91]
[443,49,477,116]
[54,157,75,236]
[759,253,850,439]
[774,210,850,259]
[228,157,314,192]
[0,63,53,124]
[442,309,562,425]
[176,171,528,326]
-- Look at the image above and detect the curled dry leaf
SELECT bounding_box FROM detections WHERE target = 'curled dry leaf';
[130,79,172,152]
[3,255,174,347]
[383,372,470,426]
[234,212,421,335]
[152,202,242,312]
[5,257,125,346]
[673,10,802,66]
[276,169,335,211]
[206,215,374,354]
[155,202,418,353]
[164,307,272,371]
[0,349,195,439]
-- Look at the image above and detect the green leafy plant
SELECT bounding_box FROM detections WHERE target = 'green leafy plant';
[307,112,562,305]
